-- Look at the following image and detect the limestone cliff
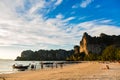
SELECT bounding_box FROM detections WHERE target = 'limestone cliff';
[80,32,120,55]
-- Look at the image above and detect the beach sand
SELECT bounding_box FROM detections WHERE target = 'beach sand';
[0,62,120,80]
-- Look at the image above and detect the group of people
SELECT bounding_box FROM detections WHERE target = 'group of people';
[40,62,64,69]
[13,62,64,71]
[29,62,44,70]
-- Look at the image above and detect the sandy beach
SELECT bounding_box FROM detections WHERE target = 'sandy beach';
[0,62,120,80]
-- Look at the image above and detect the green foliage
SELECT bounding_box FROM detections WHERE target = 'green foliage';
[67,45,120,61]
[67,52,85,61]
[15,49,74,61]
[67,54,80,61]
[83,53,101,61]
[15,45,120,61]
[116,48,120,60]
[101,45,120,61]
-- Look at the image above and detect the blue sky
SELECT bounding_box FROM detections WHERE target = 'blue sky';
[0,0,120,59]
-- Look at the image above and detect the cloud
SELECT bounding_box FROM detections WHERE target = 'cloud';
[55,0,63,6]
[0,0,75,49]
[80,0,94,8]
[28,1,45,14]
[78,16,86,20]
[56,14,64,19]
[72,20,120,37]
[99,20,112,24]
[0,0,120,51]
[63,17,75,22]
[72,4,79,9]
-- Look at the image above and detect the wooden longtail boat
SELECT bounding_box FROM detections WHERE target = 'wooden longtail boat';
[12,64,29,71]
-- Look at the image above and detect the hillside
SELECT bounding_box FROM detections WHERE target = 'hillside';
[80,32,120,55]
[15,49,73,61]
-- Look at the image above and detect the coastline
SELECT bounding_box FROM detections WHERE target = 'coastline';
[0,61,120,80]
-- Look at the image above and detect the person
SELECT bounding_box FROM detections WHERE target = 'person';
[13,64,15,67]
[51,63,53,69]
[12,64,15,70]
[31,64,34,70]
[55,63,58,68]
[35,63,37,70]
[40,62,43,69]
[106,65,109,69]
[102,64,110,70]
[60,63,63,68]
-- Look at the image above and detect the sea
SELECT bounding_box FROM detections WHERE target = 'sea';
[0,60,64,74]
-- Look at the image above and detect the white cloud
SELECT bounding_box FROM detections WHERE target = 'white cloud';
[63,17,75,22]
[99,20,112,23]
[72,20,120,37]
[72,4,79,9]
[0,0,75,49]
[78,16,86,20]
[56,14,64,19]
[0,0,120,59]
[55,0,63,6]
[28,1,45,14]
[80,0,94,8]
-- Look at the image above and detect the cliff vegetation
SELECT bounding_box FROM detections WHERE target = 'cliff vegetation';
[15,49,73,61]
[67,32,120,61]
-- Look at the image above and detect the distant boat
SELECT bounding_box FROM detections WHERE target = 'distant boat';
[12,64,29,71]
[43,62,53,67]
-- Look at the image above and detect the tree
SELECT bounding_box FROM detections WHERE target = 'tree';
[115,48,120,60]
[101,45,118,61]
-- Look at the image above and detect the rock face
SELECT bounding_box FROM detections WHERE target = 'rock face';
[74,45,80,54]
[80,32,120,55]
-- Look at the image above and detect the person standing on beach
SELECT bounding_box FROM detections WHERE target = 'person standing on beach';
[40,62,43,69]
[31,64,34,70]
[55,63,58,68]
[60,63,63,68]
[51,63,54,69]
[34,63,37,70]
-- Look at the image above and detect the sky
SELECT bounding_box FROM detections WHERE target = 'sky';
[0,0,120,59]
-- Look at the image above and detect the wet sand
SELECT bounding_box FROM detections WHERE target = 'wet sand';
[0,62,120,80]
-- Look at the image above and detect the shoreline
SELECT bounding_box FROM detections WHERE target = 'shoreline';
[0,61,120,80]
[0,61,81,74]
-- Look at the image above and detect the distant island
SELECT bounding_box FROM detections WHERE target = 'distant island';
[15,49,74,61]
[15,32,120,61]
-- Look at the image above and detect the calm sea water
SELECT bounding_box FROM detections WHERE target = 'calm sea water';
[0,60,63,74]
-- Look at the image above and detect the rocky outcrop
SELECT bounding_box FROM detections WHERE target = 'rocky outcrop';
[15,49,74,61]
[74,45,80,54]
[80,32,120,55]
